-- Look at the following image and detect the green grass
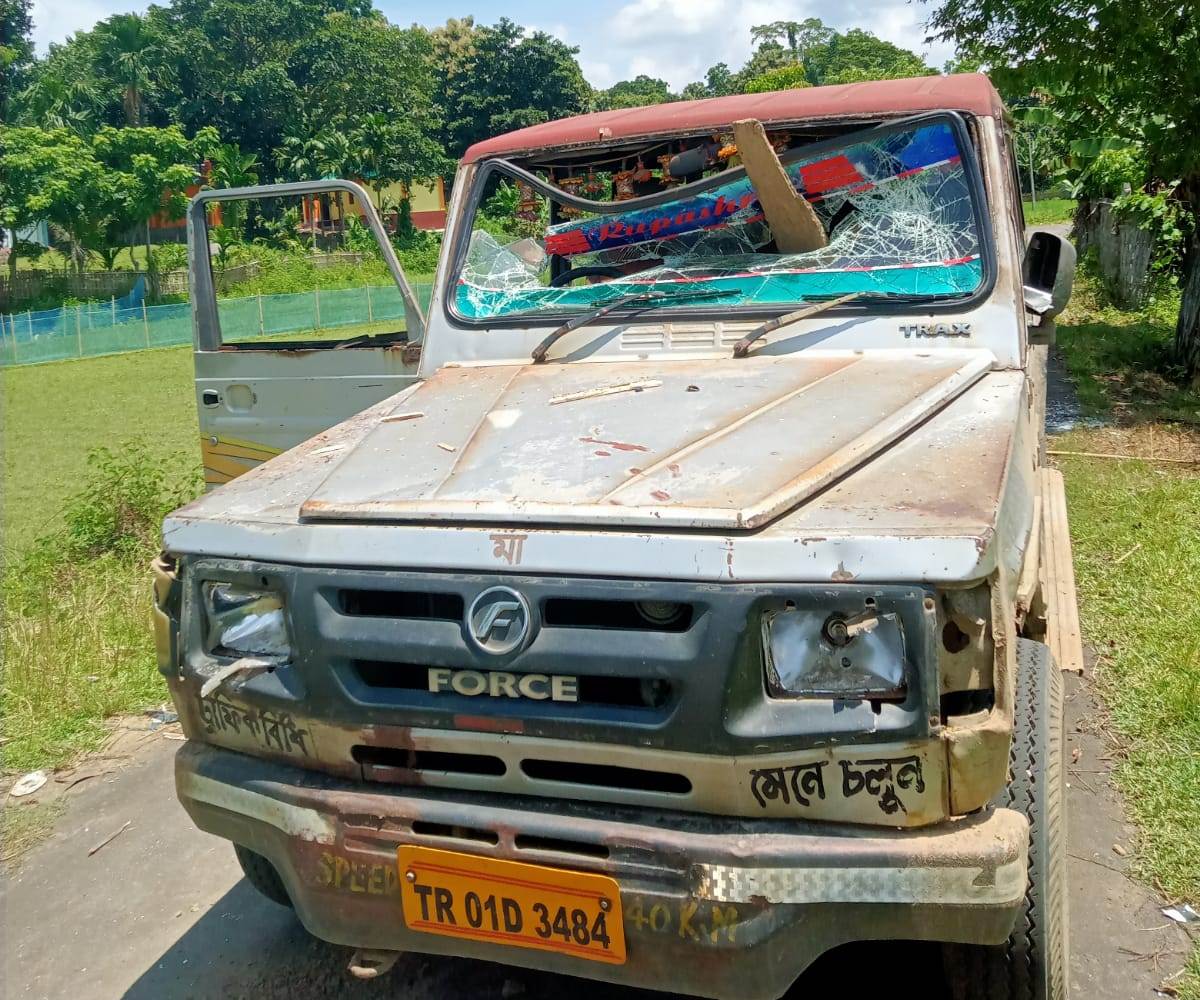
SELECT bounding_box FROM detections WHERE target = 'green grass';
[2,349,199,771]
[1057,438,1200,899]
[1023,197,1076,226]
[2,549,175,772]
[1055,273,1200,995]
[14,246,153,272]
[3,347,199,551]
[1,798,67,870]
[1057,269,1197,425]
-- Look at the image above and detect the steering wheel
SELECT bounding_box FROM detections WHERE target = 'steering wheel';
[550,265,624,287]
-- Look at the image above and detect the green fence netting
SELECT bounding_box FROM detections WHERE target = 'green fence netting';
[0,283,434,367]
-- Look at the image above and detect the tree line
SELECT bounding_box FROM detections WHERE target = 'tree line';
[1,0,1196,379]
[928,0,1200,379]
[0,1,939,276]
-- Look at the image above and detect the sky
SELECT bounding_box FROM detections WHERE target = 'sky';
[28,0,956,92]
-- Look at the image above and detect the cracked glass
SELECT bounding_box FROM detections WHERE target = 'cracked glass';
[452,118,985,322]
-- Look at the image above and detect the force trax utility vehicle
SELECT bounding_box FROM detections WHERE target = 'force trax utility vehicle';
[155,73,1080,999]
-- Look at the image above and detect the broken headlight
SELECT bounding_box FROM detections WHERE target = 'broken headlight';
[762,608,906,699]
[202,583,291,659]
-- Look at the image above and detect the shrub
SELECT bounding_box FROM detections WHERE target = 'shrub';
[1,440,201,771]
[53,441,200,562]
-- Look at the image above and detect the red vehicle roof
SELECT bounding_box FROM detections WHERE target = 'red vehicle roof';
[462,74,1004,164]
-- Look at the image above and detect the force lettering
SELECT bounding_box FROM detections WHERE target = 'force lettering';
[428,667,579,702]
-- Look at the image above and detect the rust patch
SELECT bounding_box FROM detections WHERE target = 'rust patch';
[594,449,612,457]
[667,463,681,477]
[831,561,855,582]
[579,436,648,453]
[453,714,525,735]
[651,489,671,501]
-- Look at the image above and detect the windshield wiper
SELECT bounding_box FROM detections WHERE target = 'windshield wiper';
[531,288,732,363]
[732,289,972,357]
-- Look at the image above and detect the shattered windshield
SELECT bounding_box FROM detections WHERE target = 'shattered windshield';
[450,115,988,322]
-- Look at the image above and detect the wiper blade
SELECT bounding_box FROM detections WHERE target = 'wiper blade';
[732,289,972,357]
[733,292,861,357]
[531,288,731,363]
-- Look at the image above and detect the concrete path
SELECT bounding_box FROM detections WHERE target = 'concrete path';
[3,672,1192,1000]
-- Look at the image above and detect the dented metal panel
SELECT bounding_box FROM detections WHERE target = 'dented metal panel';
[163,370,1023,584]
[299,350,992,530]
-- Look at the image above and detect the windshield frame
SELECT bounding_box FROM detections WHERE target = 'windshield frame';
[441,111,997,330]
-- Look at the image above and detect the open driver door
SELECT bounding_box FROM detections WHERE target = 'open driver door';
[187,180,426,487]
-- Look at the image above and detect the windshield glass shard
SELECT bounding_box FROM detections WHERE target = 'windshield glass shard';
[453,115,986,323]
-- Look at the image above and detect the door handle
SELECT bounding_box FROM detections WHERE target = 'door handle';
[202,389,221,406]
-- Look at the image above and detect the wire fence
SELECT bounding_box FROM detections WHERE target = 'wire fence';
[0,283,434,367]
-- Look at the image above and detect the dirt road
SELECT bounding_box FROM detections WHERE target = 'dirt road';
[3,672,1191,1000]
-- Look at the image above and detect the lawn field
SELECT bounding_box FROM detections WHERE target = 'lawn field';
[1023,197,1076,226]
[3,346,200,551]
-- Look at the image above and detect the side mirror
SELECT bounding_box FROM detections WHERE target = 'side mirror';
[1023,230,1076,321]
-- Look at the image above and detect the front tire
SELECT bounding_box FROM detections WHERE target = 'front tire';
[944,637,1068,1000]
[234,843,294,908]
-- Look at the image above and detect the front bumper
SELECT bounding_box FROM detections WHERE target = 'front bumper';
[177,741,1028,1000]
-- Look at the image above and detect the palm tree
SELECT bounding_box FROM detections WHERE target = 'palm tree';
[208,143,260,190]
[94,13,161,125]
[207,142,260,234]
[17,70,99,131]
[275,129,357,251]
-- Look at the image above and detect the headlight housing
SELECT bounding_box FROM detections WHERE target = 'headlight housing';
[203,583,291,660]
[762,607,906,700]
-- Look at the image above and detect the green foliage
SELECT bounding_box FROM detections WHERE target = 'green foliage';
[742,65,812,94]
[688,18,933,95]
[927,0,1200,375]
[594,75,676,111]
[0,126,109,273]
[92,12,168,126]
[806,29,933,85]
[1056,263,1195,421]
[1075,145,1149,200]
[2,438,199,772]
[0,0,33,118]
[750,19,834,63]
[49,442,198,560]
[286,13,447,185]
[150,242,189,272]
[431,17,590,161]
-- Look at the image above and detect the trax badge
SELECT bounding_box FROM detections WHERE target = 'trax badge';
[899,321,971,338]
[428,667,580,702]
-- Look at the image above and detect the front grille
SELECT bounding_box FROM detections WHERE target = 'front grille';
[351,659,672,709]
[185,561,935,761]
[338,587,464,621]
[543,597,693,632]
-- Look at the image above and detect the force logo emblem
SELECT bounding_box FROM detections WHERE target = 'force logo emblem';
[466,585,533,655]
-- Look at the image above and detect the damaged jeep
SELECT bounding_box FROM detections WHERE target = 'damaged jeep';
[155,73,1080,999]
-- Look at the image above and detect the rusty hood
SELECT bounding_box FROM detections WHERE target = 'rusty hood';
[299,350,994,531]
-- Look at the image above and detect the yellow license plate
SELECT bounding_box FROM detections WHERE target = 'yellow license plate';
[397,846,626,965]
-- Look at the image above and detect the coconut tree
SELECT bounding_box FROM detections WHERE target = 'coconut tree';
[93,13,162,125]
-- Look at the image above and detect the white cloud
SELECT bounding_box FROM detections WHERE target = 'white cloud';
[575,0,956,91]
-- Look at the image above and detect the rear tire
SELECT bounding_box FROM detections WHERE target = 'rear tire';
[943,637,1068,1000]
[234,843,294,908]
